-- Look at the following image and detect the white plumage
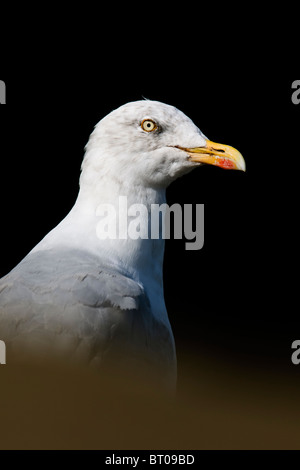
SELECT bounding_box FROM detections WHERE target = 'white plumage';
[0,100,245,388]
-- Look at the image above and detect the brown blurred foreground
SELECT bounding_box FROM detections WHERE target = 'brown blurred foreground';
[0,351,300,449]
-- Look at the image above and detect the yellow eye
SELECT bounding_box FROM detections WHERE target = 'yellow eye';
[141,119,157,132]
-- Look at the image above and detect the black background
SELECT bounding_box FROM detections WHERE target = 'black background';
[0,10,299,385]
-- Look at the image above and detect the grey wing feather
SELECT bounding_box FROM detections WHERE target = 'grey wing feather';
[0,248,143,309]
[0,249,146,349]
[0,248,176,386]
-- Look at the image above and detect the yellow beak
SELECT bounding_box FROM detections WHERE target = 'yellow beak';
[181,140,246,171]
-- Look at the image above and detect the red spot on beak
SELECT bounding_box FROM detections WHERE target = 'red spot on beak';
[218,158,235,169]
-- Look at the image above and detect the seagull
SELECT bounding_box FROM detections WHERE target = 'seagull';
[0,100,245,388]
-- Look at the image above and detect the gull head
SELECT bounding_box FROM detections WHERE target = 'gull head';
[82,100,245,190]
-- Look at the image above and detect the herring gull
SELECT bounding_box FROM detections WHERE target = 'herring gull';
[0,100,245,388]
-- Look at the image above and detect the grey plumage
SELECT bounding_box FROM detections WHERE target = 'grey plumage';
[0,249,175,384]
